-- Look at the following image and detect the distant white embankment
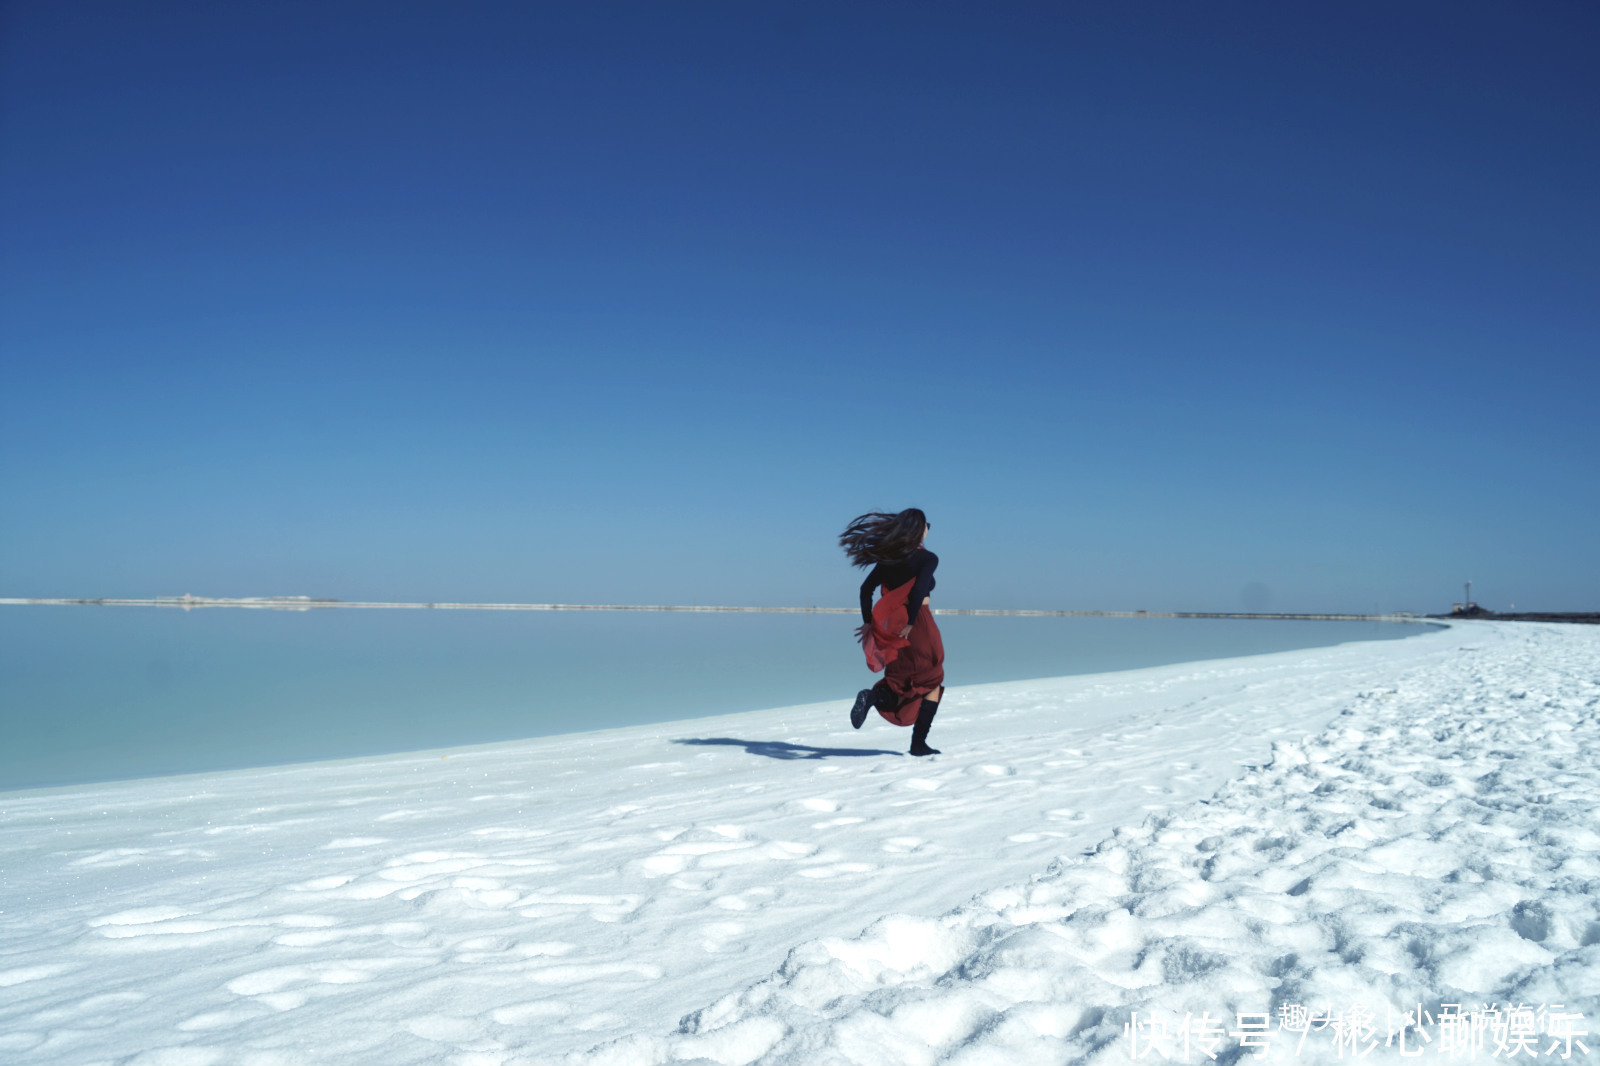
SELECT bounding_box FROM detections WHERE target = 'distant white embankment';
[0,594,1420,622]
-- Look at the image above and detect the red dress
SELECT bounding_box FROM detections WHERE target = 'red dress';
[857,577,945,726]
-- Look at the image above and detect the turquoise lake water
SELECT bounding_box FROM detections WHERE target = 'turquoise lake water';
[0,607,1433,791]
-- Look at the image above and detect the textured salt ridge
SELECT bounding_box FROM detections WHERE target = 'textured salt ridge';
[569,623,1600,1065]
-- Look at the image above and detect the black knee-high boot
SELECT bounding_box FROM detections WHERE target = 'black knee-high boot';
[851,681,900,729]
[909,697,941,756]
[849,689,873,729]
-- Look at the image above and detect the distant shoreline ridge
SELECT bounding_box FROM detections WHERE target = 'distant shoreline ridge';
[1,595,1422,622]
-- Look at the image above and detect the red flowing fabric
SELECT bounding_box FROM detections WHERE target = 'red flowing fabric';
[856,577,945,726]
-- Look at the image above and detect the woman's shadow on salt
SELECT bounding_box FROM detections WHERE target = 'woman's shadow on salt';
[673,737,901,760]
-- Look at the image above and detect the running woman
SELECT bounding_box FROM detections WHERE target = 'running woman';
[840,508,944,756]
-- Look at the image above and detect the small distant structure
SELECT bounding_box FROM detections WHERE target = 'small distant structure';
[1450,578,1490,618]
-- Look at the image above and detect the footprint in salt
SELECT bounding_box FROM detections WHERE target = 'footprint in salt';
[698,920,748,952]
[71,848,154,868]
[399,881,523,910]
[469,826,550,841]
[0,963,76,988]
[90,906,194,929]
[454,935,513,955]
[178,1006,268,1032]
[124,1044,227,1064]
[880,836,927,853]
[0,1033,44,1054]
[344,851,522,908]
[287,874,355,892]
[71,990,148,1017]
[525,962,664,986]
[632,825,762,877]
[378,852,492,884]
[374,808,450,822]
[491,1000,572,1025]
[517,893,643,923]
[712,886,777,911]
[405,1014,483,1043]
[797,862,877,879]
[273,926,355,949]
[88,907,317,953]
[224,969,319,1012]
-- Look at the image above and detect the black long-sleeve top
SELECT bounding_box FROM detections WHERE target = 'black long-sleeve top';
[859,548,938,627]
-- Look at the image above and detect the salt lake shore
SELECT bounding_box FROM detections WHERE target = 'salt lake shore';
[2,621,1596,1064]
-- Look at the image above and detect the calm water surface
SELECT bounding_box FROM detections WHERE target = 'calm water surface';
[1,607,1433,791]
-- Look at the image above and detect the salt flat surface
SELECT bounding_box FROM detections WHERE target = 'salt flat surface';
[4,622,1595,1065]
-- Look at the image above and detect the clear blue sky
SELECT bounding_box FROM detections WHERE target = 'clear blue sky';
[3,2,1595,614]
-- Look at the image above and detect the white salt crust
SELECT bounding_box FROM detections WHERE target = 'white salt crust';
[5,621,1593,1064]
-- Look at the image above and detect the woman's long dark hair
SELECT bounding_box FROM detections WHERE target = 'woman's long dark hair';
[839,508,928,568]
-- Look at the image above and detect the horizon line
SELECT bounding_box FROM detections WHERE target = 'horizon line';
[0,595,1423,623]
